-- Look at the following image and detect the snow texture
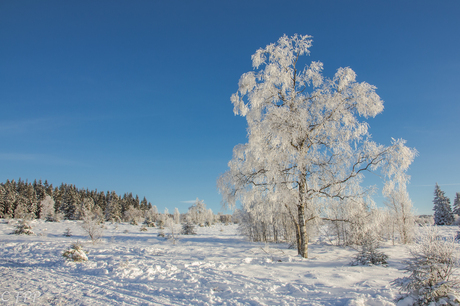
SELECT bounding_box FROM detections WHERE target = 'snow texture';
[1,219,459,305]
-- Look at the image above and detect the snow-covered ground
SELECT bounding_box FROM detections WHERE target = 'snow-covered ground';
[0,219,458,305]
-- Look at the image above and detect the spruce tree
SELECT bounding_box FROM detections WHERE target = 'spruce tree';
[140,197,148,211]
[433,184,454,225]
[105,191,121,222]
[0,185,5,218]
[13,195,28,218]
[2,181,16,218]
[453,192,460,216]
[25,183,38,218]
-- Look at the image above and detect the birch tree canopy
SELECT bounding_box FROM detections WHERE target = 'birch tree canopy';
[218,34,417,258]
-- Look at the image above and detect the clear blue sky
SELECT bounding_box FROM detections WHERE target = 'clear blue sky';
[1,0,459,215]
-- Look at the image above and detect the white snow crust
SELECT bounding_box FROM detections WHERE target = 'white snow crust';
[0,219,458,305]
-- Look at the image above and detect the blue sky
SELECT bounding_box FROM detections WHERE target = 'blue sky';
[1,0,459,215]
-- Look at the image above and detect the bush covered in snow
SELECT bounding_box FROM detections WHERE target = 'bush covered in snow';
[63,227,72,237]
[80,208,104,243]
[13,219,35,235]
[351,234,388,266]
[62,242,88,262]
[181,221,196,235]
[415,215,434,227]
[394,226,460,305]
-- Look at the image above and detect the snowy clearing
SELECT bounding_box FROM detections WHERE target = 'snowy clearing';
[0,220,458,305]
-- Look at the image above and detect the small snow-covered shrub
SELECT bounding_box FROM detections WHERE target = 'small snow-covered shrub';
[81,209,104,243]
[13,219,35,235]
[124,206,143,225]
[62,242,88,262]
[453,216,460,226]
[143,220,156,227]
[181,222,196,235]
[394,226,460,305]
[140,226,148,232]
[351,235,388,266]
[165,218,178,244]
[63,227,72,237]
[415,215,434,227]
[52,212,64,222]
[108,216,122,224]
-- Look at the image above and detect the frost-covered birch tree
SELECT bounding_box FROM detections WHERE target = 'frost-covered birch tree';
[187,198,207,226]
[218,34,417,258]
[39,195,55,221]
[384,182,415,244]
[174,208,180,224]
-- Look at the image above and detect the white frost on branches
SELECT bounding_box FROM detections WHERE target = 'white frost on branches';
[219,34,417,258]
[394,226,460,305]
[187,198,207,226]
[39,195,55,221]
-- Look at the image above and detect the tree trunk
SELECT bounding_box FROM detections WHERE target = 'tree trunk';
[294,220,301,255]
[297,203,308,258]
[297,175,309,258]
[284,203,302,255]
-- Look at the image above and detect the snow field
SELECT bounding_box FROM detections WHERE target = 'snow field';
[0,219,458,305]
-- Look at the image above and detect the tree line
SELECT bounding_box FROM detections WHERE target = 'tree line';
[0,178,152,221]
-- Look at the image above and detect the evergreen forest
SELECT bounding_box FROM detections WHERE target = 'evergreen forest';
[0,178,153,221]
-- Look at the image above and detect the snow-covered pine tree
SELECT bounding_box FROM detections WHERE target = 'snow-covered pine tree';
[140,197,148,211]
[105,191,122,222]
[13,195,29,219]
[43,180,54,197]
[433,184,454,225]
[181,221,196,235]
[24,183,38,218]
[453,192,460,216]
[0,184,5,218]
[351,233,388,266]
[33,179,46,203]
[0,181,16,218]
[59,184,80,220]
